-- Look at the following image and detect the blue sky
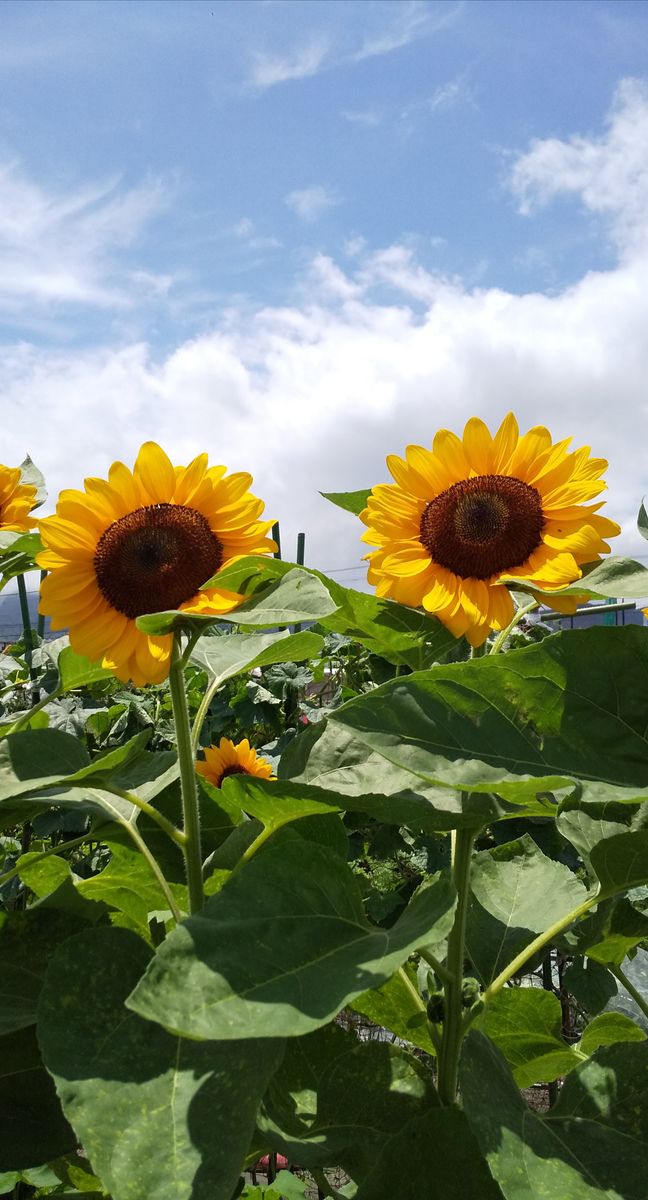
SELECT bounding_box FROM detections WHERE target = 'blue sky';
[2,0,648,577]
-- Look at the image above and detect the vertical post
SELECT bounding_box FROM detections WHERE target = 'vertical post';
[294,533,306,635]
[272,521,282,560]
[542,952,558,1107]
[37,570,47,639]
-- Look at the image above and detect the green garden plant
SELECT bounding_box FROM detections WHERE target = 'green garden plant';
[1,420,647,1200]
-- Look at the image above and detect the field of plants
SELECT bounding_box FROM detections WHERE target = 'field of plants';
[1,415,648,1200]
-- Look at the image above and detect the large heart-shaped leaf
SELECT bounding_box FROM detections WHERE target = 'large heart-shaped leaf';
[38,928,284,1200]
[329,627,648,807]
[465,836,589,984]
[128,829,456,1040]
[461,1031,648,1199]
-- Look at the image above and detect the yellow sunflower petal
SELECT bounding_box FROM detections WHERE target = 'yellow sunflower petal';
[361,413,618,645]
[37,444,274,685]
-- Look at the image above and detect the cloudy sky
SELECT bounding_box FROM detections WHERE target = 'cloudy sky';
[2,0,648,585]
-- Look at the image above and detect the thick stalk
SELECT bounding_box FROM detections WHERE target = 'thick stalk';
[169,635,204,914]
[436,826,475,1105]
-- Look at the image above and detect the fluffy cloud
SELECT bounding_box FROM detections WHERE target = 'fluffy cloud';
[0,161,169,323]
[511,77,648,257]
[284,185,339,223]
[3,79,648,588]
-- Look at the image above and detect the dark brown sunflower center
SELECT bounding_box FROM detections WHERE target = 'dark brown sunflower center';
[220,765,248,782]
[94,503,223,619]
[419,474,544,580]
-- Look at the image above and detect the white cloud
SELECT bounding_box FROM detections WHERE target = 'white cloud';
[2,80,648,587]
[285,185,339,223]
[352,0,460,63]
[247,2,461,91]
[0,161,169,318]
[248,36,330,89]
[510,77,648,257]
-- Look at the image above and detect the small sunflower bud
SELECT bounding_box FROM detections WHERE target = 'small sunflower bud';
[461,977,481,1009]
[426,990,445,1023]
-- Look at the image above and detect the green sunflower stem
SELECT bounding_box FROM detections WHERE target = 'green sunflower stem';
[436,824,476,1106]
[489,597,539,655]
[169,634,204,915]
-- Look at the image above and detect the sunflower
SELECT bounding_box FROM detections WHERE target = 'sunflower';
[196,738,275,787]
[0,465,37,533]
[361,413,620,647]
[37,442,276,685]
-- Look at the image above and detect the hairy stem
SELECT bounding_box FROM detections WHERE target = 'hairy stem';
[104,784,186,848]
[482,894,599,1004]
[169,635,204,914]
[119,819,183,924]
[489,597,539,655]
[191,673,222,754]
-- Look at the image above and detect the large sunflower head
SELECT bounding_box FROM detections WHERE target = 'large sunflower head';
[196,737,275,787]
[37,443,276,685]
[361,413,620,647]
[0,465,37,533]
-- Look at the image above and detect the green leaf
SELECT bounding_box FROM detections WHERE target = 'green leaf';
[221,775,342,833]
[58,645,115,691]
[320,488,371,516]
[590,831,648,897]
[259,1023,437,1176]
[562,958,618,1017]
[37,928,284,1200]
[461,1031,648,1199]
[78,844,187,938]
[0,908,89,1036]
[0,1026,75,1170]
[638,501,648,543]
[578,1011,646,1056]
[128,829,456,1040]
[207,555,455,669]
[354,1108,503,1200]
[281,721,509,833]
[191,629,323,688]
[507,555,648,603]
[466,836,589,984]
[16,851,74,897]
[329,627,648,809]
[19,454,47,507]
[478,987,581,1086]
[562,898,648,967]
[136,568,337,635]
[350,966,438,1056]
[0,730,90,802]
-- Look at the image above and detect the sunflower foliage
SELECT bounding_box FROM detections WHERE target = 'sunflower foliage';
[2,428,648,1200]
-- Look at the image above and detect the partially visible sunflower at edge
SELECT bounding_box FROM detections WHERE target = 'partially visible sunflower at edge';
[37,443,276,686]
[361,412,620,647]
[196,738,275,787]
[0,464,37,533]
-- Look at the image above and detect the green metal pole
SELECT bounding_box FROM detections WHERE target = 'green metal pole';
[272,521,282,560]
